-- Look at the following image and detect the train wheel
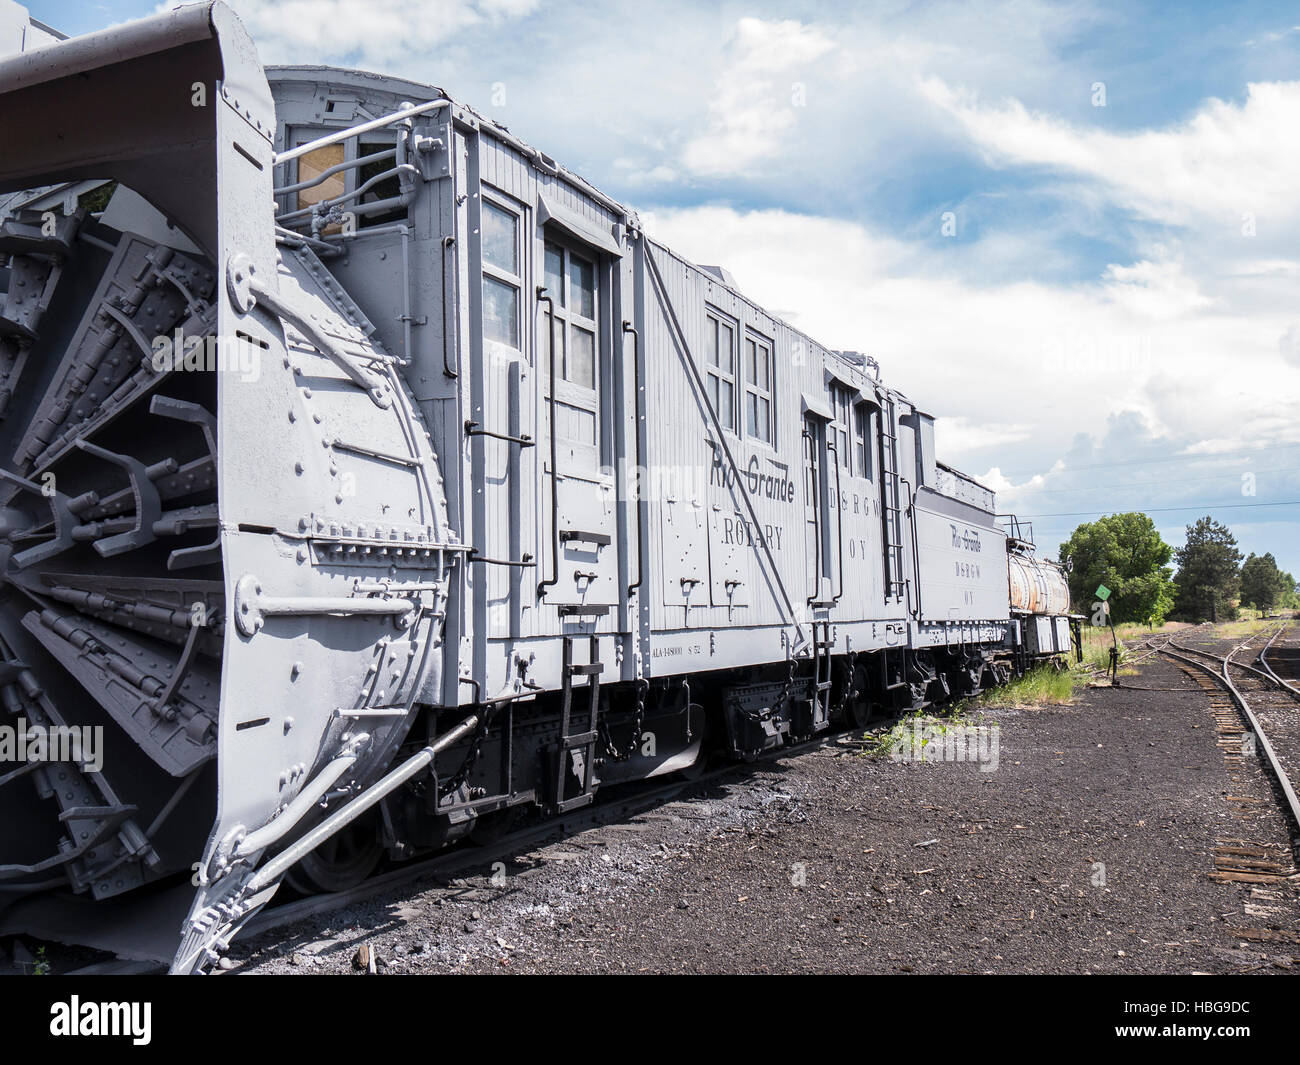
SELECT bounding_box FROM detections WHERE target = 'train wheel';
[847,696,875,731]
[282,808,384,895]
[468,808,518,846]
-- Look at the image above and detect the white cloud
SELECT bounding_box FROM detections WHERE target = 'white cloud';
[920,77,1300,230]
[680,18,836,178]
[1100,258,1214,319]
[213,0,541,68]
[645,204,1300,507]
[934,418,1035,455]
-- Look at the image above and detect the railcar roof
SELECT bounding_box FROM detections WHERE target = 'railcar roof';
[266,64,884,397]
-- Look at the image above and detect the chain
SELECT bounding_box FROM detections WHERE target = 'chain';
[600,677,648,762]
[437,707,494,799]
[833,651,859,719]
[733,659,799,723]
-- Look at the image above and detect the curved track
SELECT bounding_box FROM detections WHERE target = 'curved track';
[1160,624,1300,849]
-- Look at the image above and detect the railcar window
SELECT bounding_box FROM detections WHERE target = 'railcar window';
[482,202,518,272]
[569,255,596,319]
[705,310,737,432]
[293,141,347,234]
[294,143,345,215]
[544,244,564,308]
[481,199,522,349]
[542,239,600,452]
[744,332,774,445]
[356,139,405,228]
[830,385,853,470]
[542,241,598,391]
[854,404,871,478]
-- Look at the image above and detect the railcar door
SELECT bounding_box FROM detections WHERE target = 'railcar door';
[537,234,618,615]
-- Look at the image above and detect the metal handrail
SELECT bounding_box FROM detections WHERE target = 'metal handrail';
[536,288,561,599]
[827,439,845,604]
[803,427,821,607]
[274,99,451,166]
[624,319,644,600]
[274,147,395,197]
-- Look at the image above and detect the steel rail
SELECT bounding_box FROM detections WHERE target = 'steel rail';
[1166,625,1300,704]
[1258,623,1299,697]
[1159,633,1300,846]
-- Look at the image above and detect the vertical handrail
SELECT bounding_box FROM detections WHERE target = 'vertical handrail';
[803,426,821,607]
[900,476,921,620]
[441,235,458,378]
[537,288,561,599]
[827,438,845,605]
[624,320,644,600]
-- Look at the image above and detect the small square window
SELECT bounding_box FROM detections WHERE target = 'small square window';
[569,255,595,319]
[482,202,518,273]
[570,327,595,389]
[482,276,519,347]
[544,244,565,308]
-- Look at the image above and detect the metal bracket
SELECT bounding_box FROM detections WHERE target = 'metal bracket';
[233,573,419,636]
[73,439,164,557]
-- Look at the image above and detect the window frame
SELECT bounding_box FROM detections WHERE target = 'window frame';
[480,192,524,352]
[829,384,854,472]
[853,402,873,480]
[542,238,599,393]
[540,231,604,463]
[288,128,407,232]
[743,328,775,447]
[704,307,739,435]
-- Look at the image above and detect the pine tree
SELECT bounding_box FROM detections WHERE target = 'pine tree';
[1172,517,1242,622]
[1240,552,1286,616]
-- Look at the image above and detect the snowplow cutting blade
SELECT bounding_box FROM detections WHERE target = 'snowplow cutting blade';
[0,2,454,972]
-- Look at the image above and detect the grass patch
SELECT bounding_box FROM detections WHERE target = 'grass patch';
[1213,618,1270,642]
[1077,631,1118,673]
[970,665,1077,708]
[862,708,986,759]
[1077,620,1186,676]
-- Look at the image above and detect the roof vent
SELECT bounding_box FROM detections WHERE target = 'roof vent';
[700,264,736,287]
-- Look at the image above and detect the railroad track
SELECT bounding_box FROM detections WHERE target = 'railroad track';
[1159,623,1300,854]
[1260,625,1300,698]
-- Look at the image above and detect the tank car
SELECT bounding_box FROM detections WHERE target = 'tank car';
[0,2,1076,971]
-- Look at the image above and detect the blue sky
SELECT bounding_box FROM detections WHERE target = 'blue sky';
[25,0,1300,581]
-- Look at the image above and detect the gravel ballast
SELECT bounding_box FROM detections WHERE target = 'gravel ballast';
[229,651,1300,975]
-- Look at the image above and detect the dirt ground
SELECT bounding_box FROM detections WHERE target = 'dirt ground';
[228,649,1300,975]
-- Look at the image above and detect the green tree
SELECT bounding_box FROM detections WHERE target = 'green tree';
[1239,552,1285,616]
[1278,570,1299,611]
[1058,512,1176,625]
[1172,516,1242,622]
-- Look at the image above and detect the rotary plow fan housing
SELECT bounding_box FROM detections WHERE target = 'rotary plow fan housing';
[0,3,458,971]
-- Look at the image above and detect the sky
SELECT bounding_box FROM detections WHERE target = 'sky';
[24,0,1300,578]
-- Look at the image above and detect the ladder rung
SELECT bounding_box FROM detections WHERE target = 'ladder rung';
[567,663,602,676]
[563,730,597,747]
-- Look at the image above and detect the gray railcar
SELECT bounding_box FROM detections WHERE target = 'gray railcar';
[0,3,1075,970]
